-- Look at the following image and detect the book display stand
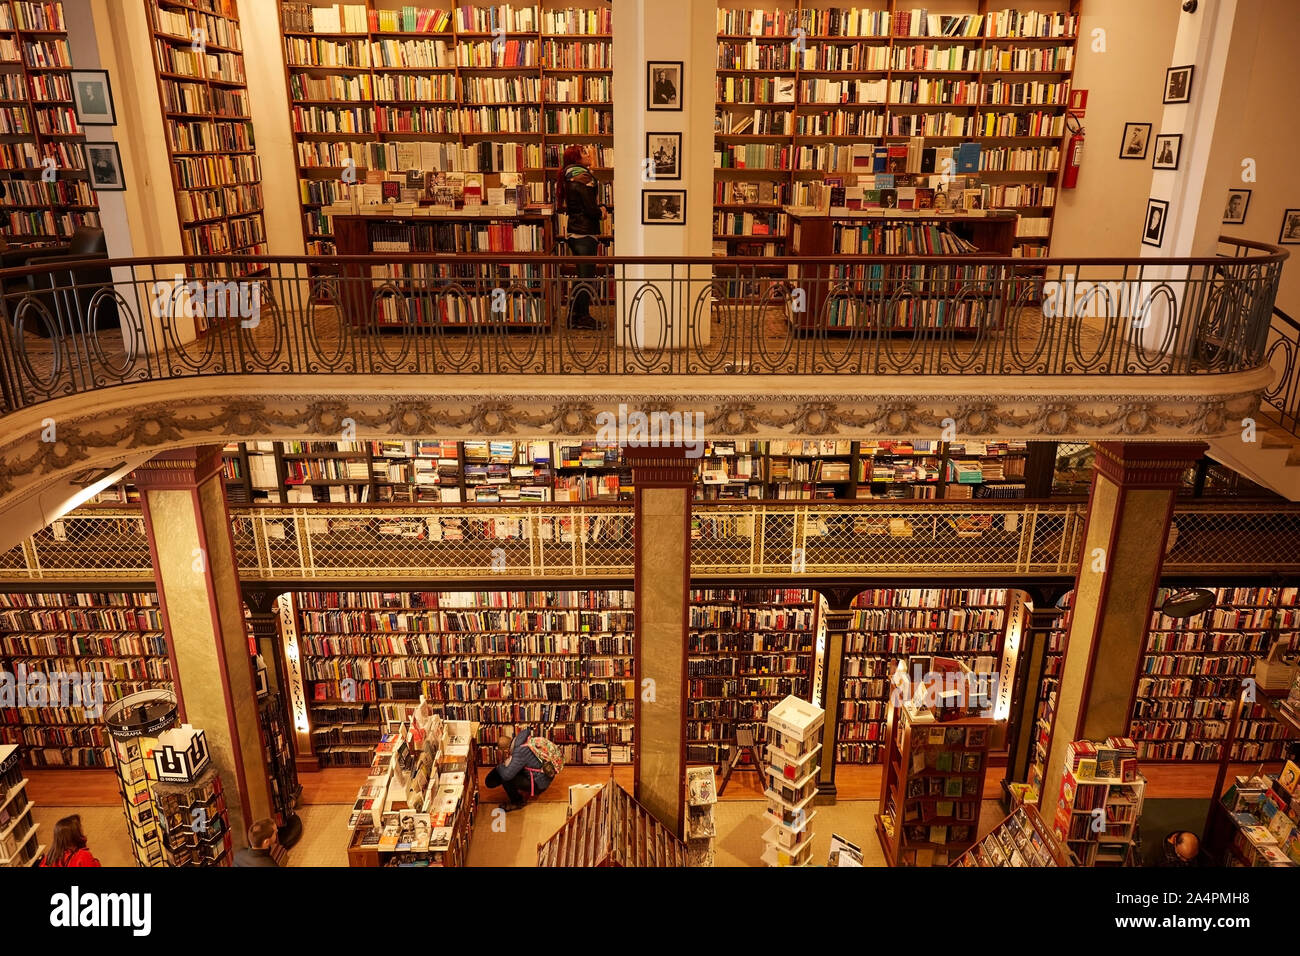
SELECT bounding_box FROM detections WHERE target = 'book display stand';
[149,725,233,867]
[760,694,824,866]
[1050,737,1146,866]
[104,689,180,868]
[685,765,718,867]
[952,803,1070,866]
[0,744,41,866]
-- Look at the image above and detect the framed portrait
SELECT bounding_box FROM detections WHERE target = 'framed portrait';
[1151,133,1182,170]
[1119,122,1151,160]
[1142,197,1170,248]
[647,61,683,111]
[70,70,117,126]
[1222,189,1251,225]
[642,189,686,225]
[645,132,681,181]
[1279,209,1300,245]
[1164,65,1194,104]
[86,142,126,191]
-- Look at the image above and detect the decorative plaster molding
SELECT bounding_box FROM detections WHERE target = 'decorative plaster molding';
[0,381,1266,509]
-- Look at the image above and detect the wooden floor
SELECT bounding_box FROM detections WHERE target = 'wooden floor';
[26,758,1270,809]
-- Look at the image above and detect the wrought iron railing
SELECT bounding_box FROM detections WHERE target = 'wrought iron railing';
[5,498,1294,582]
[1262,307,1300,437]
[0,238,1285,412]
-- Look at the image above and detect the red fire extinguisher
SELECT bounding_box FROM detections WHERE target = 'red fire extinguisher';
[1062,114,1084,189]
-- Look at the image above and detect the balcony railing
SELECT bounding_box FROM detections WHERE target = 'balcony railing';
[1263,307,1300,437]
[5,498,1298,583]
[0,238,1285,412]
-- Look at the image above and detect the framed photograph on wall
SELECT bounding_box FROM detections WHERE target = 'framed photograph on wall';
[1164,65,1194,104]
[1119,122,1151,160]
[1151,133,1182,170]
[86,142,126,191]
[1279,209,1300,245]
[70,70,117,126]
[642,189,686,225]
[645,132,682,180]
[1222,189,1251,224]
[1142,198,1170,247]
[647,61,683,111]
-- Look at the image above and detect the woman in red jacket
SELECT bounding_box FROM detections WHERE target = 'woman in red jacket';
[40,814,101,867]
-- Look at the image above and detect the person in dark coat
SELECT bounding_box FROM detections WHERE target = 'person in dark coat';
[233,818,280,867]
[556,144,605,330]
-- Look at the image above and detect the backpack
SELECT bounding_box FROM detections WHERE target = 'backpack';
[525,735,564,778]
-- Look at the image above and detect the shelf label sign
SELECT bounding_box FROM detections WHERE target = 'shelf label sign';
[278,594,312,750]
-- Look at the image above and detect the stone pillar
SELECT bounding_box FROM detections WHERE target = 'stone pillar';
[133,446,272,842]
[1041,442,1207,810]
[814,603,853,801]
[628,447,693,834]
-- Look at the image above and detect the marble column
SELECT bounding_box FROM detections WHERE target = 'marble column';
[628,447,693,834]
[1041,442,1207,810]
[133,446,271,842]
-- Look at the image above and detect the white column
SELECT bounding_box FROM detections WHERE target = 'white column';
[1138,0,1263,354]
[612,0,714,349]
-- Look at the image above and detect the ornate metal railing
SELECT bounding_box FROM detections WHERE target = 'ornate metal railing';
[0,238,1285,412]
[1262,307,1300,437]
[3,499,1298,582]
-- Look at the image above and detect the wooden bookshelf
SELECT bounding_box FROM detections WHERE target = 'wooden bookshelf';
[837,586,1008,765]
[953,802,1070,866]
[1050,737,1145,866]
[715,2,1079,259]
[0,591,172,770]
[686,587,817,765]
[875,704,994,865]
[144,0,269,283]
[288,589,635,768]
[0,0,101,246]
[536,780,686,866]
[276,0,614,287]
[1130,585,1300,762]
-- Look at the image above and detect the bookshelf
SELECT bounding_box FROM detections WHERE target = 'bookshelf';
[875,703,993,866]
[837,586,1008,765]
[333,210,555,328]
[0,590,172,770]
[714,2,1078,259]
[258,692,302,833]
[0,744,41,866]
[1131,585,1300,762]
[952,802,1070,866]
[0,0,101,246]
[536,779,687,866]
[277,0,614,286]
[288,588,635,768]
[1050,736,1145,866]
[686,587,817,765]
[685,765,717,866]
[1025,602,1067,797]
[1215,763,1300,867]
[103,688,180,868]
[144,0,269,285]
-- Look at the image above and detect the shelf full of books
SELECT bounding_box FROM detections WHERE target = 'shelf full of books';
[286,588,635,768]
[714,3,1079,257]
[0,744,41,865]
[277,1,613,269]
[346,705,479,867]
[952,802,1070,866]
[686,588,817,765]
[761,694,824,866]
[875,703,994,866]
[145,0,269,283]
[0,0,102,246]
[1130,586,1300,762]
[0,590,173,770]
[1216,762,1300,867]
[211,438,1038,506]
[1050,737,1145,866]
[837,587,1008,764]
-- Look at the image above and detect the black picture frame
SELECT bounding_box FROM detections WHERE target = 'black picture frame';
[1164,65,1194,104]
[642,189,686,225]
[1142,198,1170,248]
[1119,122,1152,160]
[86,142,127,191]
[644,132,682,181]
[1279,209,1300,245]
[647,61,683,111]
[70,70,117,126]
[1222,189,1251,225]
[1151,133,1182,170]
